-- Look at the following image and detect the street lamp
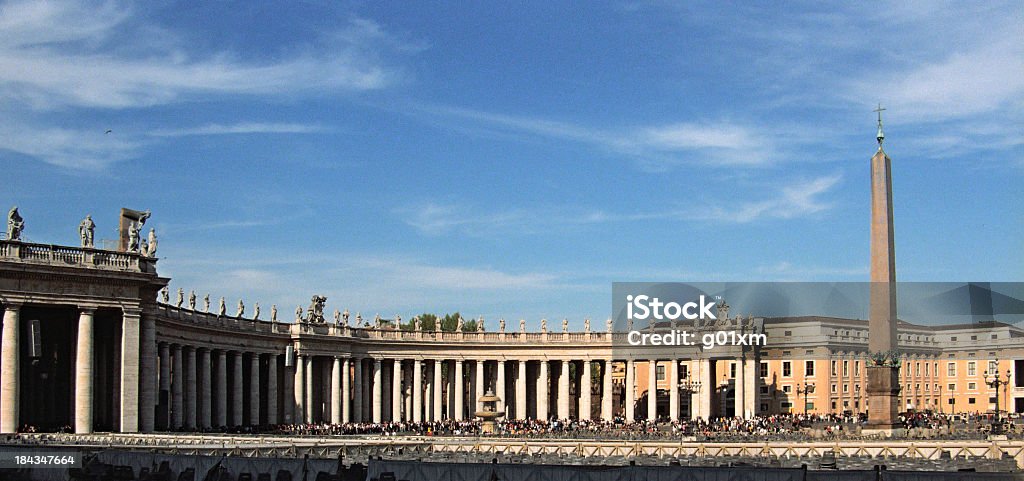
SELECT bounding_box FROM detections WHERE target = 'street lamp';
[985,365,1013,434]
[938,384,943,414]
[678,380,701,420]
[796,382,815,415]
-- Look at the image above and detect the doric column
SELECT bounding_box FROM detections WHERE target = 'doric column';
[580,360,591,421]
[647,360,657,421]
[413,359,423,422]
[304,355,314,423]
[372,359,383,423]
[341,358,351,423]
[294,354,305,424]
[516,360,527,420]
[473,360,484,415]
[625,359,635,422]
[392,360,403,421]
[185,346,197,429]
[433,360,443,421]
[331,356,342,424]
[537,360,549,421]
[744,357,757,419]
[120,308,141,432]
[139,313,157,432]
[0,304,20,433]
[454,360,464,420]
[352,358,362,422]
[200,349,212,429]
[171,344,183,429]
[734,358,745,419]
[601,360,613,421]
[266,354,278,425]
[158,343,170,429]
[669,359,679,421]
[558,360,570,420]
[216,350,227,427]
[495,360,506,416]
[232,351,243,427]
[249,353,260,425]
[75,307,95,433]
[697,358,712,421]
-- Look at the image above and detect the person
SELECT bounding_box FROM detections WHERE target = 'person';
[6,206,24,241]
[78,215,95,247]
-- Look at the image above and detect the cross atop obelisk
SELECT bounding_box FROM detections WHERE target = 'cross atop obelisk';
[866,103,901,435]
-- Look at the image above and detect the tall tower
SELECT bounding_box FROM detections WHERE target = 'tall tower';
[866,104,901,434]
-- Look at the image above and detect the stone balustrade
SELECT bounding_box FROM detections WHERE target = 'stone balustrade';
[0,239,152,273]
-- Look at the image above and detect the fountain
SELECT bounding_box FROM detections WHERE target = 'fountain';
[474,389,505,434]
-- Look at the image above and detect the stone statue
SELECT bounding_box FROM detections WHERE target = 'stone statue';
[218,297,226,317]
[456,316,464,332]
[374,313,381,329]
[606,318,613,333]
[127,221,141,253]
[79,215,95,248]
[499,318,505,332]
[477,317,485,332]
[236,299,245,318]
[6,206,24,241]
[433,316,440,332]
[394,315,402,329]
[160,286,169,303]
[584,318,590,332]
[188,291,196,310]
[203,294,210,312]
[333,309,341,324]
[562,318,568,333]
[145,229,158,257]
[541,318,547,333]
[306,295,327,323]
[355,312,363,326]
[413,316,421,331]
[175,288,184,308]
[271,304,278,322]
[342,309,350,327]
[253,302,260,320]
[519,319,526,333]
[295,305,303,322]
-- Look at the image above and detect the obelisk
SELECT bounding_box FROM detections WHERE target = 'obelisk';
[866,104,901,434]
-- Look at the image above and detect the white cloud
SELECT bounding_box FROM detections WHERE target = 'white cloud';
[149,122,327,137]
[0,120,139,169]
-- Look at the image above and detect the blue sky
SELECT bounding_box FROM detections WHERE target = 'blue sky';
[1,1,1021,326]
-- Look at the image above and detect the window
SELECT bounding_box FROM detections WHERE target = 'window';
[760,386,769,394]
[947,362,956,377]
[781,401,792,409]
[783,385,792,393]
[843,361,849,377]
[971,335,977,341]
[680,365,689,379]
[968,362,977,377]
[968,382,977,391]
[924,363,929,376]
[992,334,998,340]
[784,330,792,337]
[988,361,997,375]
[914,383,920,392]
[843,384,849,393]
[760,362,768,378]
[783,361,792,377]
[951,336,958,342]
[855,361,860,376]
[831,384,837,393]
[805,360,815,376]
[915,362,920,376]
[969,398,976,404]
[948,383,955,392]
[989,396,997,404]
[831,361,837,376]
[760,403,769,412]
[730,362,736,378]
[656,365,665,381]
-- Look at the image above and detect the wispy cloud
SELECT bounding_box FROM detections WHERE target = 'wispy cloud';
[149,122,328,137]
[0,120,140,169]
[399,174,843,235]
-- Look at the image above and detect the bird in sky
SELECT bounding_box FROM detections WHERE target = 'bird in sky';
[105,129,112,134]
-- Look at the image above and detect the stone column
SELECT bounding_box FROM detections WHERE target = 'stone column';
[580,360,591,421]
[433,360,443,421]
[75,307,95,433]
[413,359,423,422]
[249,353,260,425]
[601,360,613,421]
[304,355,314,423]
[200,349,212,429]
[232,352,243,427]
[139,313,156,433]
[158,343,170,429]
[216,350,227,427]
[647,360,657,421]
[496,360,506,416]
[473,360,483,415]
[625,359,635,422]
[669,359,679,422]
[341,358,351,423]
[0,304,20,433]
[331,356,342,424]
[454,360,464,420]
[171,344,183,429]
[697,358,712,421]
[558,360,570,420]
[372,358,383,423]
[267,355,278,425]
[744,357,757,419]
[185,346,197,429]
[537,360,549,421]
[734,359,745,419]
[120,309,141,432]
[516,360,527,420]
[392,360,403,421]
[352,358,362,422]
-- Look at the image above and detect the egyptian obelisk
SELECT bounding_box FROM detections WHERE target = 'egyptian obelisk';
[866,104,901,434]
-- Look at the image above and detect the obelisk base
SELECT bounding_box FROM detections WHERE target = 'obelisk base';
[863,365,903,437]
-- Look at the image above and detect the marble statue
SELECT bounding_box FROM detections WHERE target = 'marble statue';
[333,309,341,324]
[477,317,485,332]
[295,305,303,322]
[584,318,590,332]
[218,297,226,317]
[541,318,547,333]
[160,287,169,303]
[253,302,260,320]
[433,316,439,332]
[236,299,245,318]
[562,318,568,333]
[456,316,464,332]
[203,294,210,312]
[271,304,278,322]
[307,295,327,323]
[342,309,350,327]
[79,215,95,248]
[146,229,158,257]
[374,313,381,329]
[499,318,505,332]
[127,221,141,253]
[606,318,613,333]
[176,288,184,308]
[355,312,363,326]
[413,316,421,331]
[188,291,196,310]
[519,319,526,333]
[394,315,401,330]
[6,206,24,241]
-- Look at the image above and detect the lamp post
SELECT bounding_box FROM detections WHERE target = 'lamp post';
[938,384,943,414]
[796,382,815,415]
[985,364,1012,434]
[678,380,701,419]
